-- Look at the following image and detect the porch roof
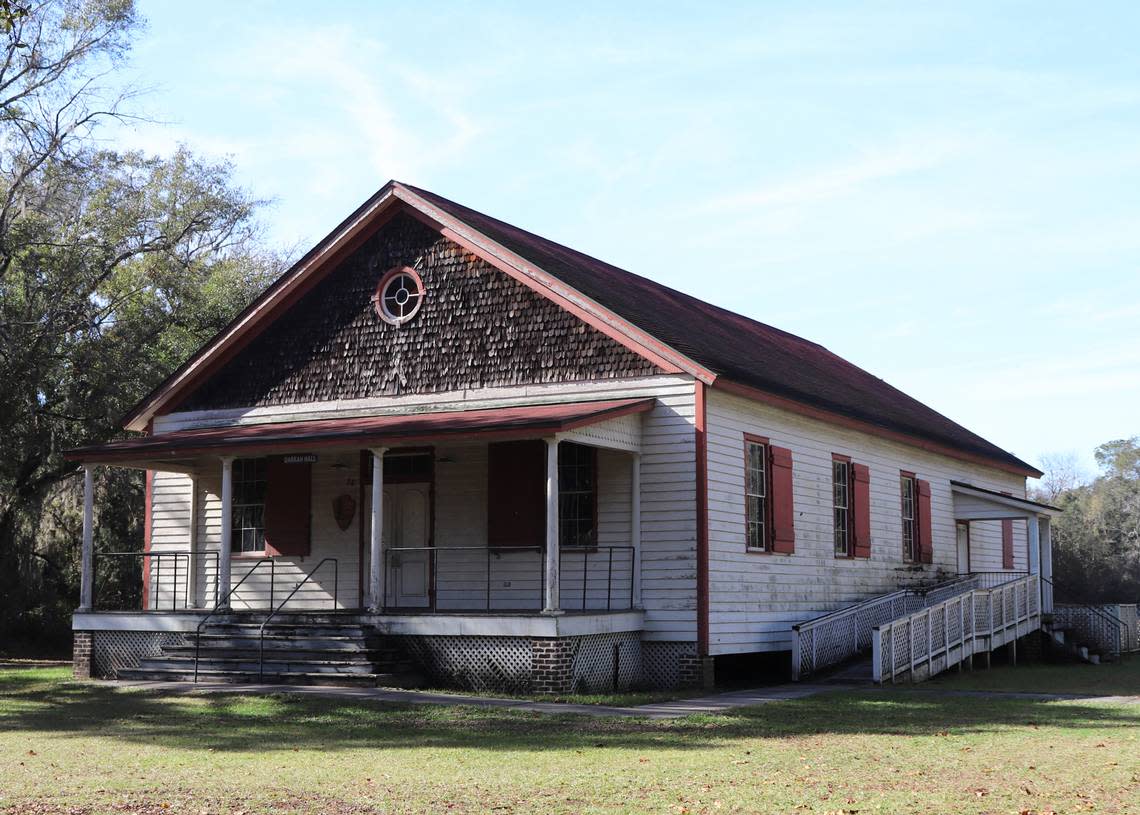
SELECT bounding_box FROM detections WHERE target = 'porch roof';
[66,398,654,465]
[950,480,1061,521]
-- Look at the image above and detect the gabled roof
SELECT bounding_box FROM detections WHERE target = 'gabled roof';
[121,180,1040,477]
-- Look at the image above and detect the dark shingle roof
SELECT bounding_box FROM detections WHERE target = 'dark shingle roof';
[404,183,1037,475]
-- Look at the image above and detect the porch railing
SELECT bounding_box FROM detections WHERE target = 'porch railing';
[791,572,1028,681]
[1045,576,1128,659]
[872,573,1040,683]
[961,571,1029,590]
[93,551,220,611]
[381,545,635,612]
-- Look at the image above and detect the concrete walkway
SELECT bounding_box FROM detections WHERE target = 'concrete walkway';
[109,678,848,719]
[106,678,1140,718]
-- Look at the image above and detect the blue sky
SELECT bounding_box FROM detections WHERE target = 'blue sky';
[111,1,1140,478]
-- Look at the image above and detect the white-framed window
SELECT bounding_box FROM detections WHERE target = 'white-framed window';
[833,459,850,556]
[900,473,917,561]
[373,266,425,325]
[231,458,267,553]
[745,436,768,551]
[558,442,597,548]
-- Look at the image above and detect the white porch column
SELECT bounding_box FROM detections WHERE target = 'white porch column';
[1026,513,1042,613]
[217,457,234,608]
[543,437,561,615]
[631,452,642,608]
[1026,514,1041,576]
[368,447,387,612]
[78,465,95,611]
[186,474,200,608]
[1040,516,1054,613]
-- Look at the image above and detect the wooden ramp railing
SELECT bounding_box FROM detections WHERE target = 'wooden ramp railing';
[791,575,983,681]
[872,574,1040,683]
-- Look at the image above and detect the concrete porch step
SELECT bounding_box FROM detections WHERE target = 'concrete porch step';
[137,657,391,675]
[189,633,380,647]
[196,629,373,642]
[166,643,405,660]
[203,613,372,626]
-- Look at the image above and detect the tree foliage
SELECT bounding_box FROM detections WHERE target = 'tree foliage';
[0,1,277,650]
[1048,437,1140,605]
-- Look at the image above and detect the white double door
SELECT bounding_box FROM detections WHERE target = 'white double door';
[363,482,431,608]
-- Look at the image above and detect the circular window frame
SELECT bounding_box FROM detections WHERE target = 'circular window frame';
[372,266,425,326]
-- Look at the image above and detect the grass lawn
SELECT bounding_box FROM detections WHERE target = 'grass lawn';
[1,667,1138,814]
[922,653,1140,696]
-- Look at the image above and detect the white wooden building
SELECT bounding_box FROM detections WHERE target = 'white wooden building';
[68,182,1059,692]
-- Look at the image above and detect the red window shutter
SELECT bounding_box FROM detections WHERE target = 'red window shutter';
[916,478,933,564]
[264,458,312,557]
[769,445,795,554]
[852,463,872,558]
[487,440,546,548]
[1001,519,1014,569]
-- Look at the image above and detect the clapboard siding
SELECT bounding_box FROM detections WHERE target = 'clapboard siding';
[145,471,194,610]
[704,389,1027,654]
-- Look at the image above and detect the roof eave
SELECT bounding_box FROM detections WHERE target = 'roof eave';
[713,377,1042,479]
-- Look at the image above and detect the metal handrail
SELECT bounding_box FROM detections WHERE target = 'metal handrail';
[94,550,221,611]
[380,545,636,612]
[257,558,338,681]
[1041,576,1124,657]
[562,545,636,612]
[193,557,274,683]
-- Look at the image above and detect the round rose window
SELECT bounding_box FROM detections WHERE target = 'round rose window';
[373,266,425,325]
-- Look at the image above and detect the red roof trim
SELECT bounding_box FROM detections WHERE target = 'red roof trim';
[713,378,1042,478]
[72,399,655,464]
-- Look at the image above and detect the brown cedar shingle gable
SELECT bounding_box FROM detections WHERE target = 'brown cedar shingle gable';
[403,184,1039,477]
[120,179,1037,477]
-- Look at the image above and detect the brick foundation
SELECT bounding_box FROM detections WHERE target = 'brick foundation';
[678,652,706,688]
[530,637,575,694]
[73,631,92,679]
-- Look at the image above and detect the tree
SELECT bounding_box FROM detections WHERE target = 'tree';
[1050,438,1140,605]
[0,2,277,650]
[1030,451,1087,503]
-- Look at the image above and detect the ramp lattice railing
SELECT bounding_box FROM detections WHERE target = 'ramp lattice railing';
[872,573,1040,683]
[791,574,983,681]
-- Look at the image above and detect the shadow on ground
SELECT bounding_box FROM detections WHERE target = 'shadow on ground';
[1,666,1137,755]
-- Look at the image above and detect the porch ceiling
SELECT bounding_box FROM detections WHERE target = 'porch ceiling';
[65,398,654,466]
[951,480,1061,521]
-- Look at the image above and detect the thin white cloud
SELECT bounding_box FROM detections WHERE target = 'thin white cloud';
[698,139,968,213]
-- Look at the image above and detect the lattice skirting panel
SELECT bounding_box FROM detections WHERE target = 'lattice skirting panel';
[401,633,652,694]
[91,630,188,679]
[641,641,698,689]
[402,635,534,693]
[569,631,642,692]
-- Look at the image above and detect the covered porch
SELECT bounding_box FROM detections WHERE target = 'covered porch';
[68,399,653,620]
[950,481,1060,611]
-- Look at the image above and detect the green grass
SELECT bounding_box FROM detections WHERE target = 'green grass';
[420,685,708,707]
[1,666,1138,814]
[923,653,1140,696]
